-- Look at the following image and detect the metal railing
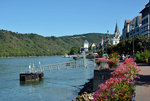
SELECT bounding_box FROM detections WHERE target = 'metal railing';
[27,58,96,73]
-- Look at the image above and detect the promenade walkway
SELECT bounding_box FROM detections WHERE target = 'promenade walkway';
[135,64,150,101]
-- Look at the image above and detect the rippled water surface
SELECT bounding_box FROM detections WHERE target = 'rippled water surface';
[0,56,94,101]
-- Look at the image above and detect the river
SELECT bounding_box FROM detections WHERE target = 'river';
[0,56,95,101]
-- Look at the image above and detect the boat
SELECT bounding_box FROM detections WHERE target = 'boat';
[63,54,74,58]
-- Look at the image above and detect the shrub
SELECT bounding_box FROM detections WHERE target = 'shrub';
[135,50,150,63]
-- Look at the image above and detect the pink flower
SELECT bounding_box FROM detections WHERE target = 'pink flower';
[93,58,141,100]
[96,58,107,66]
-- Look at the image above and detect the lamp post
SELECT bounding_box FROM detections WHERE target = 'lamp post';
[148,9,150,55]
[106,30,109,54]
[101,37,104,56]
[148,7,150,64]
[132,24,135,57]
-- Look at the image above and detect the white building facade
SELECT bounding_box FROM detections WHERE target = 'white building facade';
[121,2,149,41]
[84,40,89,51]
[129,16,142,37]
[140,2,150,36]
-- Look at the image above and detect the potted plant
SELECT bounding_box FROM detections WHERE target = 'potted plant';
[96,57,107,67]
[107,57,119,68]
[109,51,120,59]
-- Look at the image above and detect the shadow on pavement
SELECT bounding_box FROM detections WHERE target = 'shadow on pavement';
[137,63,149,66]
[136,75,150,86]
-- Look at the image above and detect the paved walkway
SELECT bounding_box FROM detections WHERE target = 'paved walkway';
[135,64,150,101]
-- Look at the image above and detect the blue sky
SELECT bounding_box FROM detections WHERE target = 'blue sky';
[0,0,149,36]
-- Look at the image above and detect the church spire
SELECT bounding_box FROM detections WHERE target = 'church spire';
[114,23,120,38]
[114,23,119,33]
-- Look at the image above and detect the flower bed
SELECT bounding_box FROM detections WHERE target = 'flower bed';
[96,57,107,66]
[93,58,141,101]
[109,51,120,59]
[107,51,120,68]
[107,57,119,68]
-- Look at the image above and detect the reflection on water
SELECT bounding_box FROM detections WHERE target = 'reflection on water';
[0,56,94,101]
[20,79,44,86]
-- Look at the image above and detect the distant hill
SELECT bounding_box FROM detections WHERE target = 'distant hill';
[0,30,113,57]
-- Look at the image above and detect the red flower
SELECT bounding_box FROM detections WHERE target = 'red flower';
[119,93,124,97]
[111,50,114,53]
[103,96,107,99]
[124,88,127,90]
[99,98,103,101]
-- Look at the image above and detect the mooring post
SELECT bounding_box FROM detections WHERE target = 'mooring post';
[83,51,87,68]
[75,60,77,68]
[49,65,51,72]
[29,64,31,73]
[93,56,96,67]
[39,61,43,72]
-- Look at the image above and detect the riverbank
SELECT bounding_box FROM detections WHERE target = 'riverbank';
[75,78,94,101]
[75,62,122,101]
[78,79,93,95]
[75,63,149,101]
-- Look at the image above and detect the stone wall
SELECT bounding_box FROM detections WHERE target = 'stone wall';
[93,68,114,91]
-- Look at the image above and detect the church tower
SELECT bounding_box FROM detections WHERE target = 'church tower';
[114,23,120,39]
[111,23,121,45]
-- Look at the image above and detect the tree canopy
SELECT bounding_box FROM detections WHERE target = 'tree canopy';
[107,35,149,55]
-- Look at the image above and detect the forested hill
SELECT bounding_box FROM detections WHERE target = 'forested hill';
[0,30,113,57]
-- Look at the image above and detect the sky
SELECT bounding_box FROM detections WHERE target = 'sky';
[0,0,149,37]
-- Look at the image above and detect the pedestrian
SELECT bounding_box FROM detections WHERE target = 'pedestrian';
[122,54,125,61]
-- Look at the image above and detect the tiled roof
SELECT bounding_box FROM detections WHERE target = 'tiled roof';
[125,20,131,23]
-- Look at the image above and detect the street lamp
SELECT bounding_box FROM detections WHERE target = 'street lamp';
[148,7,150,64]
[106,30,109,54]
[148,10,150,55]
[131,24,135,57]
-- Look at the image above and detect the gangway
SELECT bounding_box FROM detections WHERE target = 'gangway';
[19,51,97,81]
[36,58,95,72]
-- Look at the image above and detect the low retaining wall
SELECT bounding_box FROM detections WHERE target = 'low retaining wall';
[93,68,115,91]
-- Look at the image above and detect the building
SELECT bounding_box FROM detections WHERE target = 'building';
[90,43,97,50]
[103,31,111,47]
[134,16,142,36]
[140,2,150,36]
[111,23,121,45]
[99,37,104,49]
[129,16,142,37]
[121,20,131,40]
[83,40,89,51]
[121,1,149,41]
[121,16,142,41]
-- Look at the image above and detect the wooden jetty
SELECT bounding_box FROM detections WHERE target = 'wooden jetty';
[20,72,44,81]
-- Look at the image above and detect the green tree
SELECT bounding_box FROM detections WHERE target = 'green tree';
[0,29,113,57]
[69,47,80,55]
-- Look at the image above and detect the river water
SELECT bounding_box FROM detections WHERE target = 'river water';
[0,56,95,101]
